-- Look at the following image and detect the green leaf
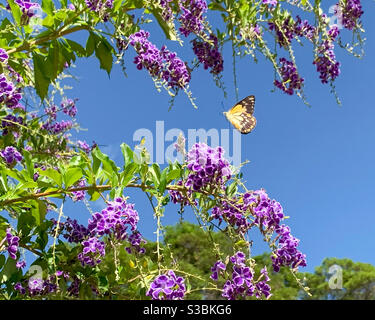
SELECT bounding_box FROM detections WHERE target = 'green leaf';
[42,0,55,16]
[92,147,118,177]
[121,143,134,168]
[33,52,51,100]
[31,200,47,226]
[7,0,21,25]
[66,39,87,57]
[150,163,161,186]
[167,169,181,183]
[64,167,83,188]
[86,32,96,57]
[152,9,177,41]
[23,150,34,178]
[0,257,17,283]
[94,36,113,75]
[121,162,137,187]
[158,167,168,194]
[0,255,5,269]
[39,168,62,187]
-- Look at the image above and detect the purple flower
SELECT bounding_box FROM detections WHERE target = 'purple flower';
[192,35,224,75]
[221,251,255,300]
[186,143,231,191]
[336,0,363,30]
[179,0,208,37]
[210,260,226,280]
[274,58,304,95]
[14,0,40,18]
[16,260,26,269]
[146,270,186,300]
[60,217,89,243]
[6,228,19,259]
[88,197,140,238]
[78,236,106,266]
[0,73,22,108]
[313,27,341,84]
[77,140,91,153]
[262,0,277,7]
[1,114,23,136]
[129,30,190,89]
[1,146,23,165]
[271,224,307,272]
[160,0,173,20]
[70,179,86,202]
[14,282,26,294]
[28,278,44,295]
[61,98,78,117]
[84,0,113,13]
[42,119,73,134]
[44,105,58,121]
[68,3,75,10]
[0,48,8,63]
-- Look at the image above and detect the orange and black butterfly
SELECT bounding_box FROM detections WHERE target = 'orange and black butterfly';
[223,95,256,134]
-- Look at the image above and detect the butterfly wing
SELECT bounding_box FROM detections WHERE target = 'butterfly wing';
[225,108,256,135]
[235,95,255,115]
[225,95,256,134]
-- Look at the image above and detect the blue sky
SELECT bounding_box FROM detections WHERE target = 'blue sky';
[58,1,375,273]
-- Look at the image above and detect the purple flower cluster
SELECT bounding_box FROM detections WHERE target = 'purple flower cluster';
[0,73,22,109]
[0,48,8,63]
[269,15,316,48]
[211,198,251,235]
[6,228,19,259]
[210,260,226,281]
[192,35,224,75]
[160,46,191,89]
[88,197,140,239]
[269,17,295,48]
[313,26,341,84]
[84,0,113,13]
[59,217,90,243]
[77,140,91,153]
[14,271,70,297]
[186,143,231,191]
[337,0,363,30]
[42,119,73,134]
[125,231,146,254]
[243,189,285,229]
[1,146,23,165]
[14,0,40,18]
[44,105,58,121]
[262,0,277,7]
[1,114,23,136]
[179,0,208,37]
[78,236,106,266]
[274,58,304,95]
[160,0,173,20]
[212,252,272,300]
[146,270,186,300]
[129,30,190,89]
[70,179,86,202]
[271,224,307,272]
[16,260,26,269]
[56,198,146,266]
[169,180,191,205]
[61,98,78,117]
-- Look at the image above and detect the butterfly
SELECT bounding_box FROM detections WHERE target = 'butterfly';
[223,95,256,134]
